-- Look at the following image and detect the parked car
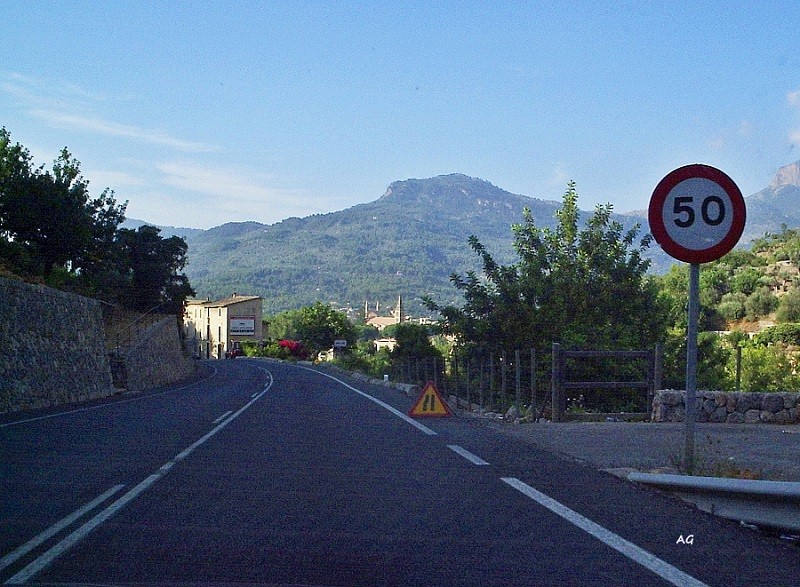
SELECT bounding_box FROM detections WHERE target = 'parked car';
[225,347,244,359]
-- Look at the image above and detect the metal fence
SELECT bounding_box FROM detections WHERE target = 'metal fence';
[389,349,546,417]
[388,343,663,421]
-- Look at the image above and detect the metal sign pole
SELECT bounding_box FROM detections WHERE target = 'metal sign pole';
[650,164,746,476]
[685,262,700,474]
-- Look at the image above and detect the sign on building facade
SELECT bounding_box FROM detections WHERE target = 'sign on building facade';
[229,316,256,336]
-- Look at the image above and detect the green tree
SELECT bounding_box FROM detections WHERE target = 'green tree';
[0,155,92,275]
[425,182,664,353]
[391,323,440,359]
[0,132,126,281]
[730,267,763,296]
[294,302,356,359]
[355,323,380,342]
[744,287,778,321]
[738,345,800,392]
[115,225,194,312]
[655,265,725,331]
[776,289,800,323]
[662,330,733,390]
[265,308,303,340]
[717,292,747,321]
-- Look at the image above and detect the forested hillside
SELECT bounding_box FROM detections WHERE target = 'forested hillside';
[178,162,800,317]
[180,174,651,315]
[652,227,800,393]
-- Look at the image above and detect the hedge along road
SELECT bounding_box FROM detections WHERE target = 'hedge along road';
[1,358,798,586]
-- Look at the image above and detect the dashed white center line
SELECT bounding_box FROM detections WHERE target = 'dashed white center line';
[447,444,490,465]
[213,410,233,424]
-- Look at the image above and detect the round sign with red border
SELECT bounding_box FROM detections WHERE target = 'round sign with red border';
[648,164,746,264]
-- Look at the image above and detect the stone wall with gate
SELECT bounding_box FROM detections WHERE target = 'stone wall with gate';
[0,276,115,413]
[1,276,202,414]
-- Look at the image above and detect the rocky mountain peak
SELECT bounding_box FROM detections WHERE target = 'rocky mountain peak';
[769,161,800,192]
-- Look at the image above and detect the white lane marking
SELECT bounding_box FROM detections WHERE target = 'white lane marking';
[300,367,436,436]
[212,410,233,424]
[0,484,125,573]
[250,392,259,398]
[0,365,220,429]
[6,369,274,584]
[447,444,489,466]
[501,477,710,587]
[5,475,159,584]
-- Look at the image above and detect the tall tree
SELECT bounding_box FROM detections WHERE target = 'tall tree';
[425,182,665,353]
[116,225,194,313]
[391,322,441,359]
[294,302,356,359]
[0,165,92,275]
[0,134,126,278]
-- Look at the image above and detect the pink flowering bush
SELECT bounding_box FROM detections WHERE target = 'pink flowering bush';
[279,339,307,360]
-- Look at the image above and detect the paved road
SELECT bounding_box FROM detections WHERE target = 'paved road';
[1,359,799,586]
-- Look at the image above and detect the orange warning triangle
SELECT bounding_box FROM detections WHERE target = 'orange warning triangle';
[408,381,452,418]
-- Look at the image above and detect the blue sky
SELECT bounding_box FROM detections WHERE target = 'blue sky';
[3,1,800,229]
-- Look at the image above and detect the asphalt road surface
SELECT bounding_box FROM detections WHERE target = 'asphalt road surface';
[2,358,799,586]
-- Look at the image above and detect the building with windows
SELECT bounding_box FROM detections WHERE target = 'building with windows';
[184,293,263,359]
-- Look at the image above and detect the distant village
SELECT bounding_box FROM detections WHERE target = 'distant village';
[183,293,434,359]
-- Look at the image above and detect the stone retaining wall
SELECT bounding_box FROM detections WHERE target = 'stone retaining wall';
[0,276,115,413]
[120,316,199,392]
[652,390,800,424]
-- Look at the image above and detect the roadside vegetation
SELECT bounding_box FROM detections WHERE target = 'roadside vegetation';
[6,124,800,407]
[233,182,800,413]
[419,184,800,410]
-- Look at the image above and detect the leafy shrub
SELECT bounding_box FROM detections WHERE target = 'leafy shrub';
[745,287,778,320]
[241,340,298,360]
[334,346,391,378]
[738,345,800,392]
[752,324,800,347]
[718,292,747,321]
[776,289,800,323]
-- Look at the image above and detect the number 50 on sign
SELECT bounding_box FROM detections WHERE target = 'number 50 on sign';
[648,164,746,264]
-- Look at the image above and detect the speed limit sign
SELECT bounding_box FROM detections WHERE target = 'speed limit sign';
[648,164,746,264]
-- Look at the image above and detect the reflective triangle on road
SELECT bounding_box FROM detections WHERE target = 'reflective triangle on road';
[408,381,452,418]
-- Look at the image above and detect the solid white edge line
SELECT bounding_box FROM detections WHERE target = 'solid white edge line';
[0,365,220,429]
[299,367,437,436]
[6,368,274,584]
[500,477,710,587]
[0,484,125,573]
[447,444,489,466]
[212,410,234,424]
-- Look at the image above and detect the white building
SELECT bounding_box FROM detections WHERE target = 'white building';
[184,293,263,359]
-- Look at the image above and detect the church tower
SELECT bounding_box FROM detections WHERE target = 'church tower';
[392,294,404,324]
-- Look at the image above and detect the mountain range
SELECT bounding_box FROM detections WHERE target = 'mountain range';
[126,162,800,317]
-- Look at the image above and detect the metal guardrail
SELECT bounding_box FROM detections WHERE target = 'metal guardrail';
[628,472,800,532]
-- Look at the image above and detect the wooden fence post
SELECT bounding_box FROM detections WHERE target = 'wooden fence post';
[530,348,537,420]
[551,343,562,422]
[515,349,522,412]
[501,350,508,411]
